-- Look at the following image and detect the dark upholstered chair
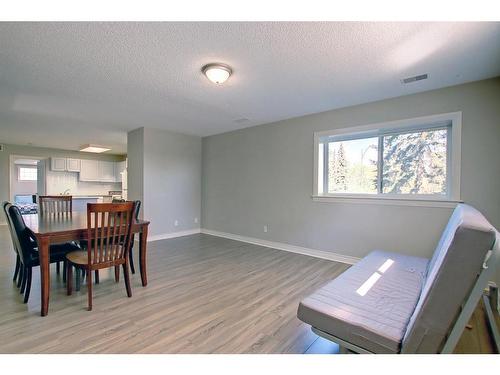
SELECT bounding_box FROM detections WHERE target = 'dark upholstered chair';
[2,202,21,285]
[7,204,80,303]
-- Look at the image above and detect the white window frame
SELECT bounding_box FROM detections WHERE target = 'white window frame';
[17,166,38,181]
[312,112,462,208]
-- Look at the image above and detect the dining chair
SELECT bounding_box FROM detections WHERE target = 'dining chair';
[112,199,141,274]
[75,200,139,288]
[2,201,21,285]
[7,205,80,303]
[38,195,74,276]
[129,200,141,274]
[66,202,135,311]
[38,195,73,215]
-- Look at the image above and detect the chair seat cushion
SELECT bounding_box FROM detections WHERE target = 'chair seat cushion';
[50,242,81,255]
[66,250,90,265]
[297,250,429,353]
[29,242,81,264]
[66,247,124,265]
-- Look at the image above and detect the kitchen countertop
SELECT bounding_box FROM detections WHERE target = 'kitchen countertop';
[56,195,113,199]
[73,196,104,199]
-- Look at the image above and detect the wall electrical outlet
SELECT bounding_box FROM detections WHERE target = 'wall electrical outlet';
[263,225,268,233]
[174,220,179,227]
[194,217,198,224]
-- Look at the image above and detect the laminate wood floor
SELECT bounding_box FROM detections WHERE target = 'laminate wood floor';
[0,226,497,353]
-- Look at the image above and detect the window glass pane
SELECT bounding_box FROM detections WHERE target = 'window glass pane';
[318,142,324,195]
[327,137,378,193]
[19,167,37,181]
[382,128,447,195]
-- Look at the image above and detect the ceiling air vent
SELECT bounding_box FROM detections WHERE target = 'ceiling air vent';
[401,74,429,84]
[234,118,249,124]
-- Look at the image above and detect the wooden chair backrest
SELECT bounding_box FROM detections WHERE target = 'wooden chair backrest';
[86,202,135,267]
[38,195,72,214]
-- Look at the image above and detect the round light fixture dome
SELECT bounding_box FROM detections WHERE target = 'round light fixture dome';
[202,63,232,84]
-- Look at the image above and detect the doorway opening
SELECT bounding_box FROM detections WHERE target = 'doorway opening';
[9,155,43,214]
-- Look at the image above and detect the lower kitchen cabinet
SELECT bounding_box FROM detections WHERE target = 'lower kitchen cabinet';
[72,197,100,211]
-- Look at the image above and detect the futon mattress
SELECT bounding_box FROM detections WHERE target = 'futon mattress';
[297,250,429,353]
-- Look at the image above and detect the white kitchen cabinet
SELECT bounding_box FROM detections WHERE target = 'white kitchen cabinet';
[66,158,81,172]
[78,159,122,182]
[72,197,99,212]
[79,159,99,181]
[114,161,126,182]
[98,161,116,182]
[51,157,66,171]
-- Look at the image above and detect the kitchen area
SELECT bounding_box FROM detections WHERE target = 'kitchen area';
[9,153,127,214]
[37,157,128,211]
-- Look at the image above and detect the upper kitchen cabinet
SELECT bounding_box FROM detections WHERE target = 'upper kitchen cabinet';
[79,159,99,181]
[98,161,116,182]
[51,157,66,171]
[66,158,81,172]
[51,157,81,172]
[80,160,116,182]
[51,157,123,183]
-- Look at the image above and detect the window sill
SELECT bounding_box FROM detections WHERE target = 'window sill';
[311,195,462,208]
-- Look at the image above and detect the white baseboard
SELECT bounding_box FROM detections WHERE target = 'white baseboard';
[147,228,201,242]
[200,228,360,265]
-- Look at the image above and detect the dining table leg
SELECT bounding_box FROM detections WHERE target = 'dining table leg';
[139,224,148,287]
[39,235,51,316]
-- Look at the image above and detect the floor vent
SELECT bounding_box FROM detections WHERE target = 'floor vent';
[401,74,429,84]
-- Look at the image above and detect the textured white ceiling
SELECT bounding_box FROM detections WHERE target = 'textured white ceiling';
[0,22,499,154]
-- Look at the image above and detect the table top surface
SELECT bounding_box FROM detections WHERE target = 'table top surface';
[23,212,149,235]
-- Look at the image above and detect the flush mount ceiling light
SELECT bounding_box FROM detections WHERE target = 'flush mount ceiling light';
[202,63,232,84]
[79,144,111,153]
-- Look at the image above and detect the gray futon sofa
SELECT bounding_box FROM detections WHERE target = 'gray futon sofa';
[297,204,498,353]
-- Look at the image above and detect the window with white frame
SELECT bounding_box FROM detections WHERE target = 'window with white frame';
[18,166,37,181]
[314,112,461,202]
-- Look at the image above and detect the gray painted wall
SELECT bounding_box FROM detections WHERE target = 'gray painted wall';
[0,143,124,223]
[128,127,202,237]
[202,78,500,266]
[127,128,144,210]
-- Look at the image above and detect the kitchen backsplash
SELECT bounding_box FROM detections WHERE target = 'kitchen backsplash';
[46,170,121,196]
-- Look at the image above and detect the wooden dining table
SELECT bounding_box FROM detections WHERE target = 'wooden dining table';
[23,212,150,316]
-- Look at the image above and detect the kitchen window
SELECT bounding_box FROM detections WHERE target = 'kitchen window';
[313,112,462,206]
[18,166,37,181]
